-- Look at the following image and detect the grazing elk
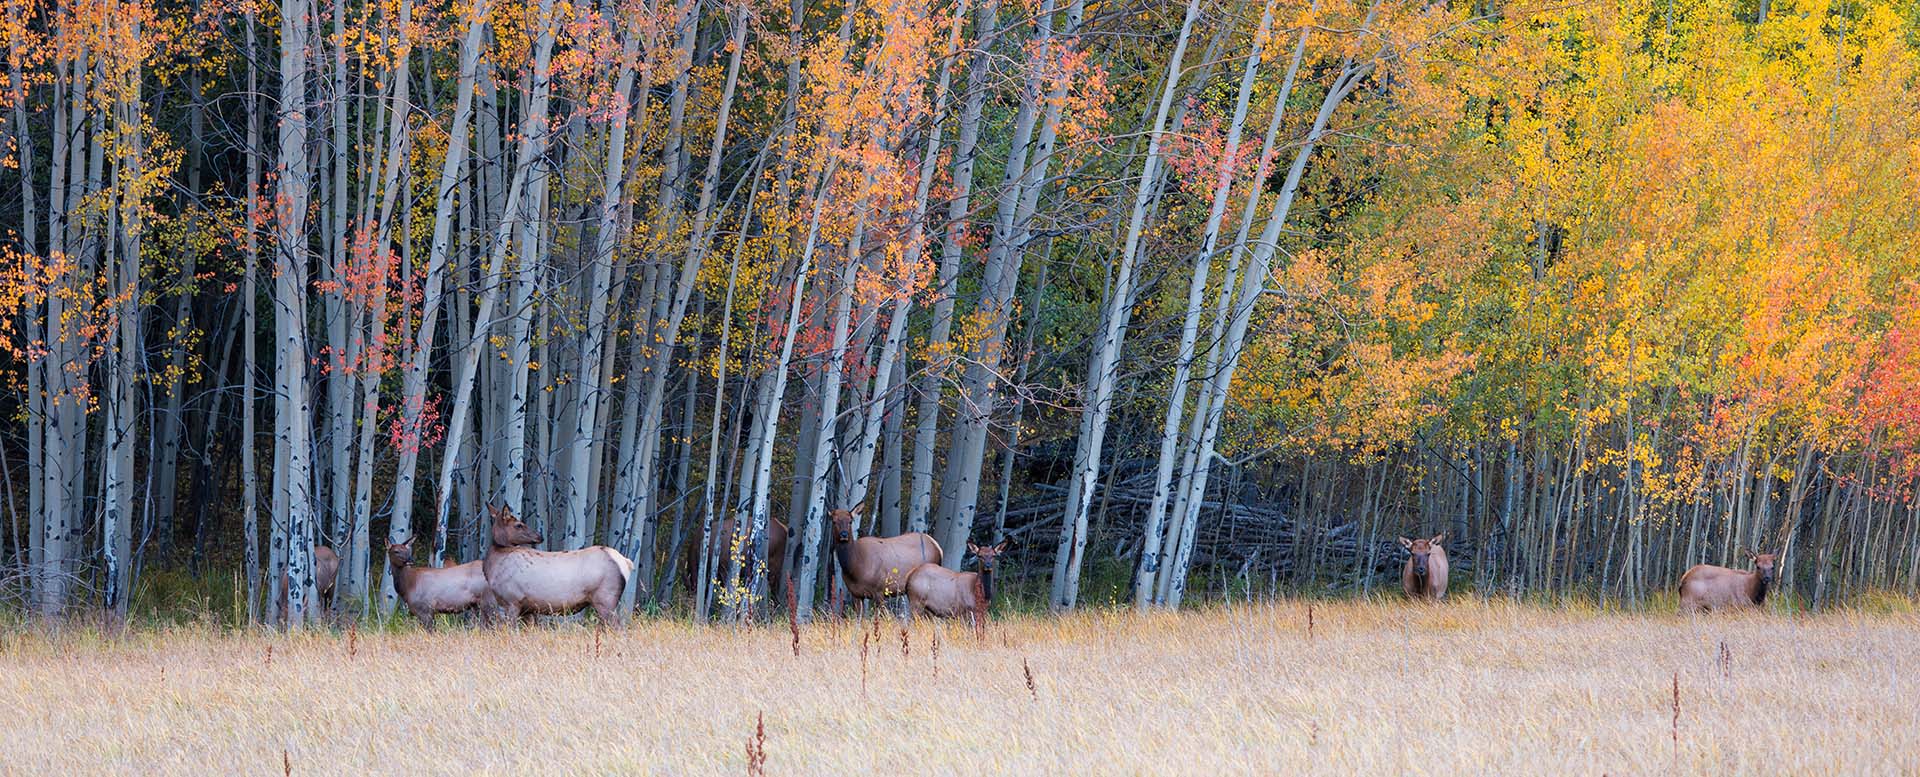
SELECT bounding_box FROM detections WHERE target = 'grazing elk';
[279,545,341,616]
[905,542,1007,637]
[683,516,788,599]
[1398,534,1449,600]
[830,504,942,607]
[387,540,491,629]
[1678,551,1777,613]
[483,505,636,624]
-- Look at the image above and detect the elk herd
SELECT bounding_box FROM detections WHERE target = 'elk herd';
[296,507,1784,629]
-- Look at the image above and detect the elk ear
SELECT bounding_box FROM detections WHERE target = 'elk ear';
[1431,533,1447,546]
[994,541,1009,553]
[1743,548,1757,562]
[967,543,980,554]
[1398,537,1414,550]
[850,502,866,516]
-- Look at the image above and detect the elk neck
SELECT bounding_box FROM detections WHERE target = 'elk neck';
[832,532,854,571]
[1749,569,1770,604]
[389,556,416,600]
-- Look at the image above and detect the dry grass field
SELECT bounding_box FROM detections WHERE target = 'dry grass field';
[1,599,1916,775]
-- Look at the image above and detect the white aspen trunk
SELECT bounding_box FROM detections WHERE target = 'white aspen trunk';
[792,200,870,620]
[102,33,145,618]
[322,0,352,583]
[909,0,996,533]
[563,26,641,556]
[838,0,966,515]
[935,0,1055,563]
[8,27,40,609]
[276,0,319,627]
[381,0,490,585]
[35,30,86,618]
[725,158,841,622]
[612,7,745,576]
[1156,45,1376,608]
[499,0,558,529]
[1051,0,1207,609]
[1136,3,1313,607]
[339,0,413,605]
[240,10,264,623]
[693,157,767,618]
[879,345,908,537]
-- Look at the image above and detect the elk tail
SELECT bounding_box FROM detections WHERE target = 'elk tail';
[606,547,638,588]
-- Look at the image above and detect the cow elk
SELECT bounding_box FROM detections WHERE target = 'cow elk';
[1399,534,1449,600]
[1678,551,1777,613]
[279,545,341,617]
[484,505,637,625]
[387,540,491,629]
[830,505,942,607]
[684,516,788,600]
[905,541,1007,638]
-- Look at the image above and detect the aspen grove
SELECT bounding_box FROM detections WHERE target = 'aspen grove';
[0,0,1916,624]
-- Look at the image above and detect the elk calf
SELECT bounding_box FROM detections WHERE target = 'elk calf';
[1679,551,1777,613]
[387,541,491,629]
[830,505,942,605]
[905,542,1006,637]
[484,505,636,624]
[1398,534,1449,600]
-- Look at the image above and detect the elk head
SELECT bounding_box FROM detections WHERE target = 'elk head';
[967,541,1009,571]
[1399,533,1445,578]
[829,504,866,544]
[386,540,414,568]
[1745,550,1778,586]
[490,504,544,548]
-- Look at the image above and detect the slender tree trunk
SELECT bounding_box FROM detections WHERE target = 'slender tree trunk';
[382,0,490,585]
[909,0,997,534]
[276,0,320,627]
[1054,0,1207,609]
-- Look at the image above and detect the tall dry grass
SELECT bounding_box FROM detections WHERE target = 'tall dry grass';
[1,599,1915,775]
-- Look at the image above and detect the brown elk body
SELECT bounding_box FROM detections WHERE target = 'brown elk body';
[905,542,1006,636]
[483,506,636,624]
[683,517,788,598]
[1398,534,1449,600]
[830,506,942,603]
[387,541,492,628]
[1678,552,1777,612]
[279,545,341,615]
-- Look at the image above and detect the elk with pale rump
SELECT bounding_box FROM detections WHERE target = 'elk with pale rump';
[1678,551,1777,612]
[830,505,942,608]
[387,540,492,628]
[1399,534,1449,600]
[905,541,1007,637]
[484,505,636,624]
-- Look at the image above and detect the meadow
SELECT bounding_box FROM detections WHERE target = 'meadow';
[1,599,1915,775]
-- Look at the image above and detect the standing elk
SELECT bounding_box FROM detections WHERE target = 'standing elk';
[387,540,492,629]
[1399,534,1449,600]
[905,541,1007,637]
[279,545,341,616]
[830,504,942,609]
[483,505,636,625]
[683,516,788,600]
[1678,551,1777,612]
